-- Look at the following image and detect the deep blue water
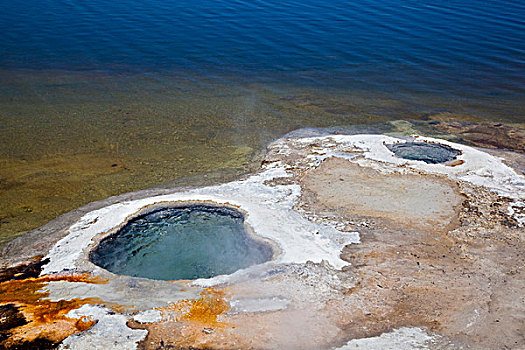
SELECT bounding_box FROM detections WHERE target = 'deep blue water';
[1,0,524,97]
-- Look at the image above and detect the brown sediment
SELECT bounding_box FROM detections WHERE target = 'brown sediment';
[0,304,27,332]
[0,273,107,348]
[296,157,525,349]
[299,157,462,232]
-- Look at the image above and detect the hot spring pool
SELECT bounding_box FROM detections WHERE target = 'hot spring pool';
[90,205,273,280]
[386,142,461,164]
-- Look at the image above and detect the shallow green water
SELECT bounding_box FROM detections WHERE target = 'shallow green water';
[90,205,273,280]
[0,69,523,245]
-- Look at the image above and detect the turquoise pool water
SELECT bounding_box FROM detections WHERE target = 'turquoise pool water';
[90,206,273,280]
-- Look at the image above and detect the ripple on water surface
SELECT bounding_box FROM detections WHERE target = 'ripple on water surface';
[0,0,523,95]
[90,205,273,280]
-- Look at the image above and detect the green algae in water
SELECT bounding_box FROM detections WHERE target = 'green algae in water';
[90,205,273,280]
[1,68,522,247]
[386,142,461,164]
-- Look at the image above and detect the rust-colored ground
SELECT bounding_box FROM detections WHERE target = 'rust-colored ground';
[0,272,106,348]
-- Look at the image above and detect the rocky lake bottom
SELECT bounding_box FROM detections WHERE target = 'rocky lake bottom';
[1,69,523,246]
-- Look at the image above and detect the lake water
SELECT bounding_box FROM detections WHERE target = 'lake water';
[1,0,524,97]
[0,0,523,243]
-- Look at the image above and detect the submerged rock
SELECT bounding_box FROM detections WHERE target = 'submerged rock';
[435,121,525,153]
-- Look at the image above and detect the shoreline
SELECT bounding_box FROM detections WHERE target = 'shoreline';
[4,119,523,268]
[1,131,523,348]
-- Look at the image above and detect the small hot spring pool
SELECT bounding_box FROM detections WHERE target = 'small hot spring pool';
[90,205,273,280]
[386,142,461,164]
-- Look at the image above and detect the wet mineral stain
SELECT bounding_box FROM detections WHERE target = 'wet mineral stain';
[131,288,232,349]
[0,304,27,332]
[0,256,48,283]
[165,288,230,324]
